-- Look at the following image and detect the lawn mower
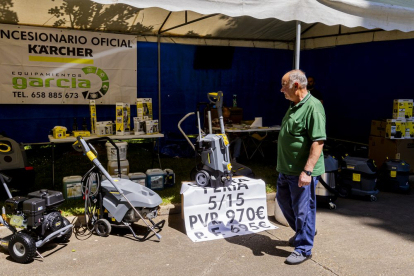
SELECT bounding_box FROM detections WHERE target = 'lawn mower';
[72,136,164,240]
[178,91,232,188]
[0,172,73,263]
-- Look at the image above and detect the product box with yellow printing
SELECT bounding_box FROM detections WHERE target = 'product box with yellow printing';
[52,126,67,139]
[133,117,145,135]
[137,98,152,120]
[72,130,91,137]
[406,118,414,138]
[386,119,406,139]
[89,100,97,134]
[145,120,159,134]
[116,102,130,135]
[393,99,413,119]
[96,121,113,136]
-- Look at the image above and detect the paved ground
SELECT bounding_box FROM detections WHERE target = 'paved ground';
[1,188,414,276]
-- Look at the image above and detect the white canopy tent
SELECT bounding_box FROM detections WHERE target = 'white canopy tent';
[89,0,414,127]
[7,0,414,48]
[2,0,414,129]
[92,0,414,32]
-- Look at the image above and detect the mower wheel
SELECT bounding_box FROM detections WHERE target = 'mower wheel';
[55,217,73,243]
[94,219,111,237]
[8,232,37,264]
[195,170,210,187]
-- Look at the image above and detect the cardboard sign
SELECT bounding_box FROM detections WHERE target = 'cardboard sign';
[181,177,277,242]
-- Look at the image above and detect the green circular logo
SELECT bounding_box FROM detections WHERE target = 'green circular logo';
[81,66,110,99]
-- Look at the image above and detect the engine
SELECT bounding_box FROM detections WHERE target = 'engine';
[4,189,65,237]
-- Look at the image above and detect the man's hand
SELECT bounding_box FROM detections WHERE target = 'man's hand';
[299,171,311,187]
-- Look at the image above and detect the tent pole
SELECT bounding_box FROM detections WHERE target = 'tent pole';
[157,35,161,132]
[295,21,301,69]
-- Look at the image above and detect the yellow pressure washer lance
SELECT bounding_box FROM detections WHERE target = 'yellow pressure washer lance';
[73,136,162,240]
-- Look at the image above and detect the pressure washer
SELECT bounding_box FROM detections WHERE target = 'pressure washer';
[178,91,232,188]
[0,173,72,263]
[72,136,164,240]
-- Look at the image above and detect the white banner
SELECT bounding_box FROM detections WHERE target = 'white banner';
[181,177,277,242]
[0,24,137,104]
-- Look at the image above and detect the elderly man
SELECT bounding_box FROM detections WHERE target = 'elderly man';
[276,70,326,265]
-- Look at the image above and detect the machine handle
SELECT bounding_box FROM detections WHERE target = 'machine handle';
[208,91,225,134]
[0,173,12,183]
[73,136,122,178]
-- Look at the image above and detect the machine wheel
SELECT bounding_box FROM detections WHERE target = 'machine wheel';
[370,195,377,202]
[190,163,203,181]
[55,217,73,243]
[94,219,112,237]
[8,232,37,264]
[329,202,337,210]
[338,185,351,198]
[195,170,210,187]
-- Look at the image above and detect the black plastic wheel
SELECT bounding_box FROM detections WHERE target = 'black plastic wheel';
[94,219,111,237]
[55,217,73,243]
[338,185,351,198]
[190,163,203,181]
[370,195,377,202]
[195,170,210,187]
[8,232,37,264]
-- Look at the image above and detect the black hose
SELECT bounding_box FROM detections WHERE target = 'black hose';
[74,166,102,238]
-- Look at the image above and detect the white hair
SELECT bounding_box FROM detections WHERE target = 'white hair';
[288,70,307,89]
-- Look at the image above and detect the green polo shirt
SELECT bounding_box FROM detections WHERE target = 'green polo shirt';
[277,93,326,176]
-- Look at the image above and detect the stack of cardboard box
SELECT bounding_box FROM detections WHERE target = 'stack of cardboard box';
[369,99,414,172]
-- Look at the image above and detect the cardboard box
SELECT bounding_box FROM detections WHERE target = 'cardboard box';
[116,103,130,135]
[52,126,67,139]
[145,120,159,134]
[368,136,414,172]
[370,120,386,137]
[137,98,153,120]
[393,99,413,119]
[96,121,113,136]
[133,117,145,135]
[386,119,406,139]
[72,130,91,137]
[89,100,97,134]
[406,118,414,138]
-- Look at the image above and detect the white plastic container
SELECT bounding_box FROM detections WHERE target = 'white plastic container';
[128,172,146,186]
[107,159,129,175]
[106,141,128,161]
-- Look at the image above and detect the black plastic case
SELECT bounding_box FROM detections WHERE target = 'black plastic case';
[28,189,65,207]
[23,198,46,227]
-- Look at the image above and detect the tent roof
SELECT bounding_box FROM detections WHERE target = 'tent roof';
[2,0,414,49]
[93,0,414,32]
